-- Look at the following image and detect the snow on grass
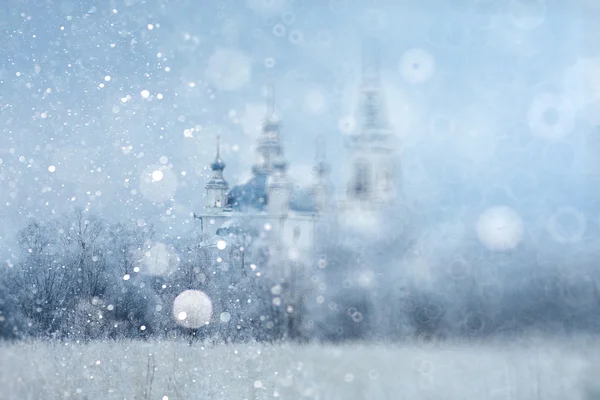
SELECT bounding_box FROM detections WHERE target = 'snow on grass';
[0,336,598,399]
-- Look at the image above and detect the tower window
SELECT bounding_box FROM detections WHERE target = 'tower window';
[353,161,370,199]
[293,226,301,242]
[378,167,392,192]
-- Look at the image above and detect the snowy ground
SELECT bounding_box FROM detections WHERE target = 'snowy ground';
[0,336,599,400]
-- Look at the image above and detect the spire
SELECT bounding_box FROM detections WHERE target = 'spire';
[315,134,326,162]
[359,37,390,135]
[341,37,398,209]
[313,134,330,178]
[210,135,226,171]
[266,84,275,116]
[262,84,280,132]
[216,134,220,158]
[361,37,381,85]
[254,84,283,174]
[266,134,292,215]
[205,135,229,213]
[312,134,332,212]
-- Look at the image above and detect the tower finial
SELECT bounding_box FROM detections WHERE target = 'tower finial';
[313,134,330,179]
[211,134,226,171]
[358,37,390,132]
[261,83,281,132]
[216,134,220,158]
[266,84,275,116]
[315,134,326,161]
[361,36,381,84]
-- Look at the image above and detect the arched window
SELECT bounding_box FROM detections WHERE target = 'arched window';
[377,165,392,192]
[353,161,370,199]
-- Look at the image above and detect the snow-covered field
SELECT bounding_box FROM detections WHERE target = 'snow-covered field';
[0,336,598,400]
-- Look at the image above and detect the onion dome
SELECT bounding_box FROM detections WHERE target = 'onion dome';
[210,136,226,171]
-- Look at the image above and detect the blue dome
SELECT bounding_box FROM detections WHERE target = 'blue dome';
[227,173,268,211]
[313,161,329,176]
[262,114,281,132]
[211,157,226,171]
[272,155,288,170]
[226,172,317,213]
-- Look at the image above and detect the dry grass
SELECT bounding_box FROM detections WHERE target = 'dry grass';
[0,335,598,399]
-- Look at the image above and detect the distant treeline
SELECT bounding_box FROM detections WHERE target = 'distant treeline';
[0,207,599,342]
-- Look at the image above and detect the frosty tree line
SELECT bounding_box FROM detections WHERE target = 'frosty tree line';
[1,39,599,343]
[0,206,599,343]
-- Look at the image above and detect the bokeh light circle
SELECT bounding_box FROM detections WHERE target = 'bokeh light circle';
[204,48,252,91]
[399,48,436,85]
[139,242,179,276]
[527,92,575,140]
[303,88,328,115]
[447,257,470,280]
[173,290,213,329]
[272,23,286,37]
[220,312,232,323]
[139,165,178,203]
[464,312,486,336]
[509,0,546,30]
[288,29,304,44]
[361,8,388,32]
[329,0,348,14]
[245,0,285,17]
[338,115,356,134]
[546,206,586,244]
[476,206,524,251]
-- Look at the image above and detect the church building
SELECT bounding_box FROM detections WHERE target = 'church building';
[195,40,400,262]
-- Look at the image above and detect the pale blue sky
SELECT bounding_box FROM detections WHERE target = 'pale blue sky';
[0,0,599,260]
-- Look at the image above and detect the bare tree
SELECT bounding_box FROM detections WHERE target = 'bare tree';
[58,208,107,300]
[107,220,155,277]
[8,220,72,337]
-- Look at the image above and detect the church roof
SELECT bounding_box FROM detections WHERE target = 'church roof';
[215,218,259,237]
[226,172,317,213]
[206,177,228,189]
[227,173,268,211]
[215,218,242,235]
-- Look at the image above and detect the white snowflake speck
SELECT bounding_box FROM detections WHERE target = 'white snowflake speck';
[151,170,163,182]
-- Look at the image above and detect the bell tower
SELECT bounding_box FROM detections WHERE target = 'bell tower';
[205,136,230,214]
[267,155,293,216]
[253,85,283,175]
[344,37,397,207]
[312,135,333,212]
